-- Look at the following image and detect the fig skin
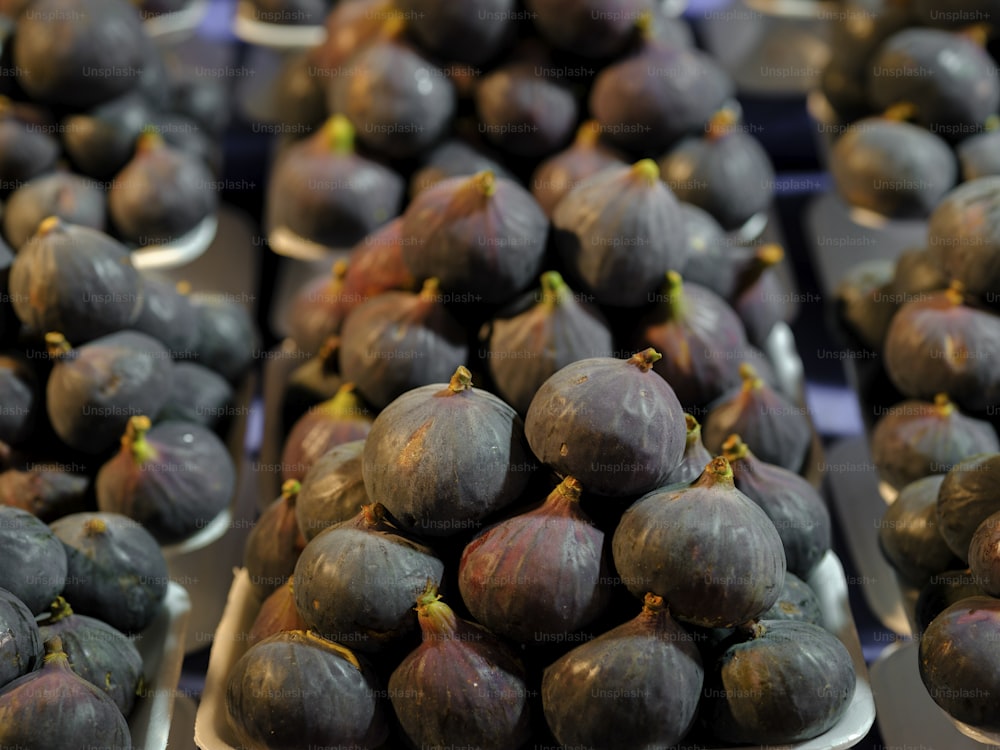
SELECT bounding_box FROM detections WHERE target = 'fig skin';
[459,476,612,642]
[286,261,350,357]
[871,395,1000,490]
[612,457,786,628]
[247,579,307,647]
[339,218,418,314]
[678,201,756,299]
[280,338,343,436]
[553,160,688,307]
[400,170,549,306]
[936,453,1000,562]
[295,440,368,542]
[408,139,515,199]
[968,510,1000,597]
[0,586,43,689]
[363,367,535,537]
[388,585,533,750]
[396,0,514,65]
[0,353,36,446]
[919,596,1000,732]
[60,92,153,182]
[189,291,259,383]
[129,276,200,359]
[0,114,60,197]
[486,270,614,415]
[308,0,393,75]
[530,120,625,217]
[883,283,1000,413]
[0,506,67,615]
[915,570,986,636]
[525,348,687,498]
[244,480,307,601]
[957,129,1000,181]
[156,362,234,427]
[664,413,713,486]
[879,475,963,588]
[760,572,823,625]
[3,172,107,251]
[0,463,90,522]
[526,0,654,59]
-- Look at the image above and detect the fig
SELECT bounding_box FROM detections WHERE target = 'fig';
[541,593,703,749]
[968,510,1000,596]
[337,278,469,410]
[729,243,794,348]
[879,475,962,587]
[0,352,35,445]
[108,131,216,247]
[339,218,418,313]
[0,462,89,522]
[396,0,514,64]
[3,172,107,251]
[247,579,306,647]
[525,348,686,497]
[459,476,612,642]
[408,139,514,199]
[308,0,392,75]
[388,584,532,750]
[269,52,327,134]
[871,394,1000,490]
[38,596,143,716]
[553,159,688,307]
[530,120,625,217]
[189,291,259,382]
[883,282,1000,412]
[659,109,776,231]
[400,170,549,305]
[285,261,350,357]
[363,366,535,536]
[486,270,614,415]
[156,361,234,427]
[0,636,132,750]
[633,271,750,409]
[147,112,222,177]
[244,480,306,601]
[703,620,856,744]
[919,596,1000,732]
[828,116,958,218]
[60,92,153,182]
[226,631,388,750]
[0,108,59,197]
[722,434,831,579]
[265,115,405,250]
[835,261,899,352]
[958,127,1000,181]
[129,276,199,359]
[295,440,368,542]
[937,453,1000,561]
[50,512,168,634]
[280,383,373,482]
[293,503,445,651]
[169,77,230,139]
[9,218,143,344]
[95,415,236,543]
[526,0,653,59]
[0,587,42,689]
[13,0,145,108]
[250,0,325,25]
[915,569,986,635]
[677,201,756,298]
[280,338,343,435]
[889,246,950,302]
[760,572,823,624]
[702,363,812,472]
[0,506,67,614]
[612,457,786,627]
[664,413,713,486]
[328,20,456,159]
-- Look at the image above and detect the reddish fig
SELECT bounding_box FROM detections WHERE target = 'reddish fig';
[3,172,106,251]
[339,219,418,315]
[246,579,307,647]
[285,261,350,357]
[531,120,625,217]
[244,480,307,601]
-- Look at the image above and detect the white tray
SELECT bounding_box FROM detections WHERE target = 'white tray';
[130,215,219,272]
[232,1,326,49]
[194,552,875,750]
[142,0,208,41]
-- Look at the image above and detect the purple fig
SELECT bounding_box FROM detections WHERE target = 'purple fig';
[531,120,625,217]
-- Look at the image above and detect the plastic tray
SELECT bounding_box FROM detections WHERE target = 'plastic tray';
[130,214,219,272]
[141,0,208,41]
[232,1,326,49]
[194,552,874,750]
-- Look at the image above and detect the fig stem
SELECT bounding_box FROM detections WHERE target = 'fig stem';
[361,502,387,528]
[627,348,662,372]
[662,271,687,320]
[446,366,473,394]
[42,636,69,665]
[933,393,954,416]
[735,244,784,296]
[737,620,766,639]
[641,592,667,615]
[945,281,965,306]
[281,479,301,504]
[738,363,763,391]
[415,582,459,639]
[960,23,990,48]
[540,271,569,308]
[84,518,108,536]
[693,456,736,488]
[684,414,702,442]
[706,108,738,141]
[473,170,497,197]
[123,415,156,465]
[630,158,660,186]
[318,336,339,370]
[37,215,62,237]
[381,10,406,38]
[136,127,164,153]
[721,434,749,462]
[44,332,73,359]
[986,114,999,133]
[553,475,583,503]
[882,102,917,122]
[324,115,356,155]
[635,9,654,39]
[418,277,441,301]
[316,383,366,419]
[575,119,603,147]
[175,280,192,296]
[46,596,74,625]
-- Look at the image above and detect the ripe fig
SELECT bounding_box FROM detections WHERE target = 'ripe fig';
[0,462,89,523]
[664,414,712,486]
[396,0,515,65]
[731,245,798,349]
[156,362,234,428]
[835,261,898,352]
[169,77,230,139]
[280,384,373,483]
[9,218,143,344]
[408,139,515,199]
[722,434,831,579]
[285,261,350,356]
[0,506,67,614]
[389,584,532,750]
[0,353,35,446]
[486,270,614,415]
[338,220,418,318]
[937,453,1000,561]
[61,92,153,182]
[129,276,200,359]
[293,503,445,651]
[526,0,653,59]
[0,587,42,689]
[958,127,1000,181]
[883,282,1000,412]
[265,115,405,250]
[541,593,703,749]
[295,440,368,542]
[760,572,823,624]
[879,475,962,588]
[401,170,549,305]
[677,201,755,298]
[552,159,688,307]
[888,247,950,302]
[281,337,343,435]
[3,172,106,251]
[525,349,686,497]
[338,278,469,410]
[871,395,999,490]
[703,362,811,472]
[915,570,986,636]
[363,366,535,536]
[308,0,393,75]
[530,120,625,217]
[188,291,259,383]
[612,457,786,627]
[0,108,59,197]
[244,480,306,601]
[968,510,1000,597]
[95,415,236,543]
[246,579,306,647]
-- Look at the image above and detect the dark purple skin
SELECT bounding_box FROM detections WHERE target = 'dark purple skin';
[915,570,985,636]
[0,117,60,198]
[704,621,856,744]
[363,368,536,537]
[409,140,515,200]
[0,638,132,750]
[244,483,305,601]
[936,453,1000,561]
[920,597,1000,731]
[157,361,234,427]
[227,631,388,750]
[50,511,169,634]
[884,285,1000,412]
[552,160,688,307]
[95,417,236,543]
[760,572,823,624]
[265,117,405,249]
[293,505,446,650]
[279,386,373,482]
[927,177,1000,302]
[286,262,350,357]
[530,121,625,217]
[0,463,90,523]
[867,28,1000,141]
[541,594,704,749]
[663,414,713,486]
[723,435,832,580]
[524,350,687,498]
[148,113,223,177]
[0,353,36,445]
[9,219,143,345]
[337,281,469,410]
[328,34,456,159]
[130,276,200,359]
[339,218,418,316]
[281,341,343,436]
[395,0,515,64]
[612,457,786,627]
[38,598,144,716]
[0,587,43,690]
[3,172,107,251]
[968,509,1000,597]
[0,507,67,614]
[958,130,1000,181]
[295,440,368,542]
[45,330,174,455]
[61,92,154,182]
[829,118,958,219]
[189,292,259,383]
[526,0,653,59]
[401,171,549,305]
[677,202,748,296]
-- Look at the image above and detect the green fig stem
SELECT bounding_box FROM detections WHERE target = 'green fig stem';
[627,348,662,373]
[415,582,458,639]
[694,456,736,489]
[316,383,366,419]
[641,593,667,616]
[44,332,73,359]
[883,102,918,122]
[552,476,583,504]
[361,502,387,528]
[46,596,74,625]
[575,119,603,148]
[418,277,441,301]
[945,281,965,306]
[662,271,687,319]
[84,518,108,536]
[136,127,164,153]
[739,363,763,391]
[540,271,570,308]
[473,170,497,197]
[281,479,301,506]
[123,415,157,465]
[324,115,356,155]
[721,434,749,463]
[331,259,349,282]
[706,108,738,141]
[934,393,954,417]
[684,414,702,444]
[986,114,999,132]
[446,366,473,394]
[42,636,69,665]
[635,9,654,39]
[630,158,660,186]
